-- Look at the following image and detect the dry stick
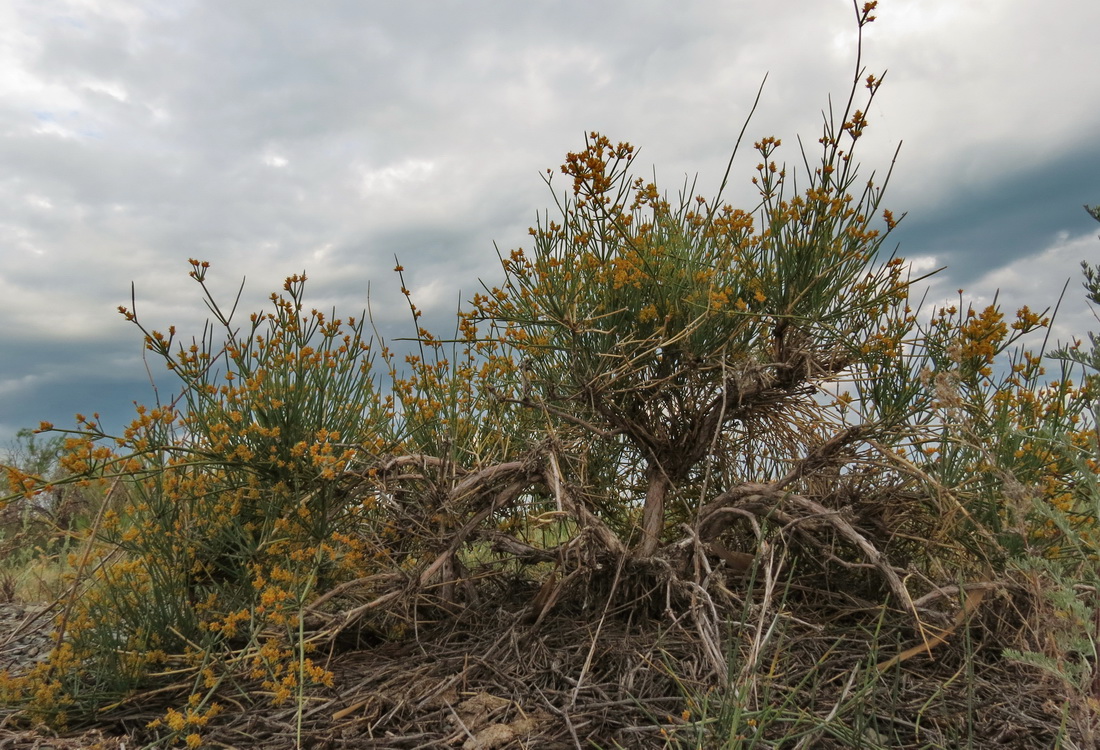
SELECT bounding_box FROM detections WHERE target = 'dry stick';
[776,424,866,491]
[570,552,626,710]
[876,586,988,672]
[792,663,861,750]
[418,479,529,587]
[448,460,529,503]
[303,572,405,614]
[740,540,781,693]
[497,396,620,439]
[321,589,405,641]
[780,492,919,623]
[542,465,625,557]
[48,476,124,674]
[678,524,728,682]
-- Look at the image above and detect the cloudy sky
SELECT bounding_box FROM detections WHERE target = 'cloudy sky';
[1,0,1098,448]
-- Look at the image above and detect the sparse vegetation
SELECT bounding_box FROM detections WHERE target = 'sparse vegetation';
[2,3,1099,747]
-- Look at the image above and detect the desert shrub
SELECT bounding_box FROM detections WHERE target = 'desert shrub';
[1,3,1097,746]
[990,211,1100,744]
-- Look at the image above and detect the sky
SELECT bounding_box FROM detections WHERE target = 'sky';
[1,0,1098,449]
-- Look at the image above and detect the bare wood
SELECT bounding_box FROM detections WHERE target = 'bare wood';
[776,425,867,490]
[304,572,406,613]
[780,492,919,624]
[876,586,988,672]
[541,466,626,557]
[449,460,529,502]
[419,479,530,586]
[635,465,669,557]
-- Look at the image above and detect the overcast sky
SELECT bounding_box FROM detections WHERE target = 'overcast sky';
[1,0,1098,449]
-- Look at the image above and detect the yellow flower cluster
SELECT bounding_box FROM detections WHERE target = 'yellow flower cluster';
[146,693,224,748]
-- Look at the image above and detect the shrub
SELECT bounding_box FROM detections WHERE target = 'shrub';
[1,3,1097,746]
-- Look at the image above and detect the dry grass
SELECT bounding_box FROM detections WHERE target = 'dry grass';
[2,551,1094,749]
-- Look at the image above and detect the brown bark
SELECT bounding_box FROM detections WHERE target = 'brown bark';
[635,464,670,557]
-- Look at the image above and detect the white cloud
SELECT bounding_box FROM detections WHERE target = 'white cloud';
[904,255,940,278]
[83,79,129,102]
[865,1,1100,212]
[914,229,1099,348]
[0,373,41,398]
[262,151,288,168]
[359,159,436,196]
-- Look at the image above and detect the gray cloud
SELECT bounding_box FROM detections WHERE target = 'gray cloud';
[1,0,1099,445]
